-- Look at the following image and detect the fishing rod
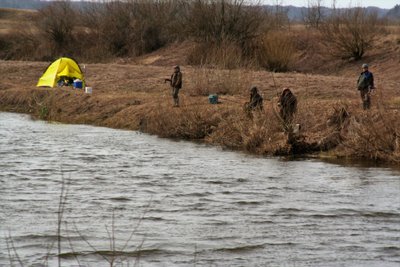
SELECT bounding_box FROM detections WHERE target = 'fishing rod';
[217,96,247,105]
[270,70,281,99]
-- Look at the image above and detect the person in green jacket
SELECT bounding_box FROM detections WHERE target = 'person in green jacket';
[357,63,375,110]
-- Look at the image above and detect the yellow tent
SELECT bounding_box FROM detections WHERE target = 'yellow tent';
[37,57,85,88]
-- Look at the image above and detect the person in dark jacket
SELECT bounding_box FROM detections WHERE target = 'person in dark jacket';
[165,65,183,107]
[247,86,263,110]
[244,86,263,117]
[357,63,375,110]
[278,88,297,125]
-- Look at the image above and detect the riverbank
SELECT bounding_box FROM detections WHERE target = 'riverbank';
[1,60,399,163]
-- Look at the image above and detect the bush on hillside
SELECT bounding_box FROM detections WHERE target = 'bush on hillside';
[78,0,183,59]
[0,31,39,60]
[0,10,40,60]
[185,0,265,44]
[319,7,381,60]
[258,31,296,72]
[36,1,76,56]
[184,0,266,69]
[302,0,324,29]
[0,0,291,68]
[343,110,400,162]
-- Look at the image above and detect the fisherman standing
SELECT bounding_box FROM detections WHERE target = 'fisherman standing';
[165,65,183,107]
[357,63,375,110]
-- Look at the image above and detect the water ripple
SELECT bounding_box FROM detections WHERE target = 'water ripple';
[1,112,400,267]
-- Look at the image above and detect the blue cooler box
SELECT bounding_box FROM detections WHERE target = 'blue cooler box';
[73,80,83,89]
[208,94,218,104]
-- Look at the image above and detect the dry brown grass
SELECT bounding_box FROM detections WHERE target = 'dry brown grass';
[340,109,400,163]
[4,61,398,162]
[141,101,220,139]
[207,105,286,154]
[259,31,296,72]
[186,40,250,69]
[0,12,399,163]
[187,67,253,96]
[0,9,39,59]
[0,8,35,33]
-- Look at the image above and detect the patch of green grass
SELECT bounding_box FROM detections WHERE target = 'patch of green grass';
[39,106,49,119]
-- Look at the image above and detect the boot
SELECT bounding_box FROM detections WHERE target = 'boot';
[173,98,179,107]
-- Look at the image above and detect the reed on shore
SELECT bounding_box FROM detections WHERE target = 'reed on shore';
[0,62,399,164]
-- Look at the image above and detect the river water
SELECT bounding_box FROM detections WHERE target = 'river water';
[0,112,399,267]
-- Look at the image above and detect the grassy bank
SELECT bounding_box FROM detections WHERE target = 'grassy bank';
[1,60,399,164]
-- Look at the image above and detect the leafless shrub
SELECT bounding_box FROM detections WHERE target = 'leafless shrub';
[95,1,135,57]
[258,31,296,72]
[184,0,266,68]
[208,106,284,154]
[342,110,400,162]
[327,103,350,129]
[185,0,264,44]
[36,1,76,56]
[79,0,183,59]
[206,109,250,150]
[1,0,289,65]
[142,104,220,139]
[128,0,185,54]
[319,7,381,60]
[302,0,324,28]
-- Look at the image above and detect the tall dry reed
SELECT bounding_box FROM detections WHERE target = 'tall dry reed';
[140,103,222,139]
[342,109,400,162]
[258,31,296,72]
[208,105,286,154]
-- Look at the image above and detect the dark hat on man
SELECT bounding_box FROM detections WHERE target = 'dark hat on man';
[250,86,258,93]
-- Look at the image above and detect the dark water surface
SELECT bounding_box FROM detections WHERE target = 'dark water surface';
[0,112,399,267]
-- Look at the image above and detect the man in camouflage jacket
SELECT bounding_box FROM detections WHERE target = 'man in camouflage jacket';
[165,65,183,107]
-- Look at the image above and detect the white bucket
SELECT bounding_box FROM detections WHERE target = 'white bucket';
[85,87,92,94]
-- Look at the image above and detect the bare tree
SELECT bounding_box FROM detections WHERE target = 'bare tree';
[319,7,380,60]
[303,0,324,28]
[79,0,184,58]
[184,0,265,45]
[36,0,76,55]
[259,30,295,72]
